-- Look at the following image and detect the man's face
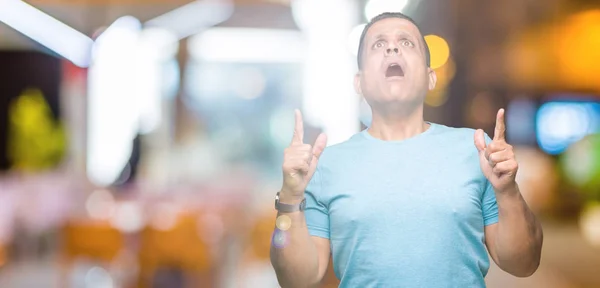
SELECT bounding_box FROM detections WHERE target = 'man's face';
[355,18,436,108]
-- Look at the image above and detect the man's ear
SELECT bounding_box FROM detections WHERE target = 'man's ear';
[354,72,363,95]
[427,68,437,90]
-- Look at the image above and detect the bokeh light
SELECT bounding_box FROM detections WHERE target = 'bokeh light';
[556,10,600,91]
[275,215,292,231]
[86,189,116,220]
[561,134,600,195]
[149,203,180,231]
[271,229,288,249]
[425,57,455,107]
[424,35,450,70]
[109,202,144,233]
[536,102,600,155]
[580,202,600,248]
[84,266,114,288]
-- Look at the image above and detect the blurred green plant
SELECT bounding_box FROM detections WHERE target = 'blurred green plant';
[560,134,600,201]
[7,88,66,171]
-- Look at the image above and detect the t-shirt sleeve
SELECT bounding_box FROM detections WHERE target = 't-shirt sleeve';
[304,167,330,239]
[482,133,499,226]
[482,180,499,226]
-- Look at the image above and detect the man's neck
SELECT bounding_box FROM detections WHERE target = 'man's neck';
[367,105,429,141]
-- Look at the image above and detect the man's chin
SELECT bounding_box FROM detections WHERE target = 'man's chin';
[367,94,424,111]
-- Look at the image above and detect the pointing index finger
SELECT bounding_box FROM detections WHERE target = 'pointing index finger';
[292,109,304,144]
[494,108,506,141]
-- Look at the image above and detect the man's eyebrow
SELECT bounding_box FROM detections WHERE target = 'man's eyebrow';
[370,34,386,43]
[396,31,418,42]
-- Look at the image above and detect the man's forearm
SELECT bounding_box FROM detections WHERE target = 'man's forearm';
[494,184,543,277]
[270,208,321,288]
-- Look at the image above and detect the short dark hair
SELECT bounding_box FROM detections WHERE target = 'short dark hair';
[357,12,431,69]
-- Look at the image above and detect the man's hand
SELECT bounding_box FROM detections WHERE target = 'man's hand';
[474,108,518,193]
[281,109,327,202]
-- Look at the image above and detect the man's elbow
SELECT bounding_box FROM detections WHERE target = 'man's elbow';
[502,248,542,278]
[511,259,540,277]
[514,226,544,277]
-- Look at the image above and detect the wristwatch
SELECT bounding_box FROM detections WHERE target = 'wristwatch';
[274,192,306,212]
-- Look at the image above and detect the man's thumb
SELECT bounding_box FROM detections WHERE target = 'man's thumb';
[312,133,328,159]
[474,129,486,152]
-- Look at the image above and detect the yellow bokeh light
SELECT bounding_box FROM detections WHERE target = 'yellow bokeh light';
[580,202,600,248]
[276,215,292,231]
[556,9,600,91]
[424,34,450,70]
[425,57,455,107]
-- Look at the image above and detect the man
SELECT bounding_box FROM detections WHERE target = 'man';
[270,12,543,287]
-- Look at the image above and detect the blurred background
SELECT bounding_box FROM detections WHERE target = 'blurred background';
[0,0,599,287]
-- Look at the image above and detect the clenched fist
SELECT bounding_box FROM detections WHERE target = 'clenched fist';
[281,109,327,202]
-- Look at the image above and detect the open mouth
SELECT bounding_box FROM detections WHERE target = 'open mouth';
[385,63,404,78]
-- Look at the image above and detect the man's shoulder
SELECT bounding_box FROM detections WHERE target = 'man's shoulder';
[431,123,478,141]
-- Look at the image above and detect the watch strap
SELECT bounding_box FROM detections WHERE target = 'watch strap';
[275,192,306,212]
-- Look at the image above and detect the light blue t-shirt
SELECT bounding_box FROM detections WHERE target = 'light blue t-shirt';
[305,122,499,288]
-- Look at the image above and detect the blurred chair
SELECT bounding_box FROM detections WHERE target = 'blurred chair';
[137,212,213,288]
[234,210,278,288]
[60,220,125,287]
[0,242,6,268]
[248,211,276,261]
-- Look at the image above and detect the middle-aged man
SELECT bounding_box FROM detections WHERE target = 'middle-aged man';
[270,12,543,287]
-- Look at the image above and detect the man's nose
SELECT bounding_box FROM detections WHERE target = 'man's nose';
[385,47,399,56]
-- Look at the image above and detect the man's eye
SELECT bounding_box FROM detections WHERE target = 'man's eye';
[401,40,414,47]
[374,41,385,49]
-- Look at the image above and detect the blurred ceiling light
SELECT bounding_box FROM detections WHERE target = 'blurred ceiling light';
[137,27,179,61]
[0,0,93,67]
[364,0,409,21]
[145,0,233,40]
[188,28,305,63]
[424,34,450,70]
[348,23,366,56]
[135,28,178,134]
[87,16,142,187]
[89,16,178,187]
[291,0,360,145]
[292,0,356,31]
